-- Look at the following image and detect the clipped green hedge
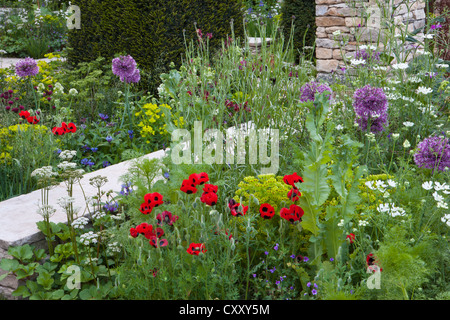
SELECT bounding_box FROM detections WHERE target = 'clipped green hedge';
[67,0,245,93]
[280,0,316,63]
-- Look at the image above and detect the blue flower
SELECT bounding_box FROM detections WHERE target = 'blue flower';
[128,130,134,140]
[102,161,111,167]
[106,135,113,143]
[103,201,118,213]
[80,158,94,167]
[91,147,98,153]
[99,113,109,121]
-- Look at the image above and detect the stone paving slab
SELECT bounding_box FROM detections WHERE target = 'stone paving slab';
[0,149,167,251]
[0,56,66,70]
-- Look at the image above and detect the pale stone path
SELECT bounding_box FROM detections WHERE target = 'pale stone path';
[0,56,66,70]
[0,149,166,250]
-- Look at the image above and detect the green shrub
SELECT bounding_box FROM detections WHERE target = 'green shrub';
[280,0,316,63]
[67,0,245,94]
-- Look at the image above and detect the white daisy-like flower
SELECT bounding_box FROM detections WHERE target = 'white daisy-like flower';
[351,58,366,66]
[434,182,449,191]
[416,86,433,95]
[403,121,414,127]
[435,63,449,69]
[392,62,409,70]
[432,191,445,203]
[387,179,397,188]
[407,76,422,83]
[403,139,411,148]
[422,181,434,190]
[441,213,450,226]
[437,202,449,210]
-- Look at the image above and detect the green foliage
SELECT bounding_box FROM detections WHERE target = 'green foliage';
[373,225,435,299]
[67,0,245,94]
[280,0,316,63]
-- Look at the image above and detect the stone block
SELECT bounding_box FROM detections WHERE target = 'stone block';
[316,59,340,73]
[316,38,340,49]
[316,16,346,27]
[316,0,346,4]
[316,5,328,16]
[345,17,365,27]
[316,47,333,59]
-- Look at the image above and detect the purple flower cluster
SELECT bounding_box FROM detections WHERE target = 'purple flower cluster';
[111,55,140,83]
[299,81,332,103]
[414,136,450,172]
[15,57,39,77]
[353,85,388,133]
[354,49,381,65]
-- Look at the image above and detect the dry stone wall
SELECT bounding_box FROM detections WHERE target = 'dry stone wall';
[315,0,427,75]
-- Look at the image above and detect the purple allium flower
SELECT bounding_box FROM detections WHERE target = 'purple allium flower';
[122,68,140,84]
[353,85,389,133]
[299,81,332,103]
[414,136,450,172]
[15,57,39,77]
[112,55,139,83]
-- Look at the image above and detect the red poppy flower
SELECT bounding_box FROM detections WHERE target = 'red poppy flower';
[26,116,40,124]
[151,268,158,277]
[283,172,304,189]
[187,243,207,255]
[366,253,382,272]
[287,188,301,201]
[259,203,275,219]
[156,227,164,238]
[135,222,153,235]
[230,204,248,217]
[200,192,218,206]
[61,122,69,133]
[346,233,356,244]
[149,236,168,248]
[180,179,198,194]
[67,122,77,133]
[197,172,209,184]
[156,211,179,226]
[130,227,138,238]
[19,110,30,119]
[144,192,164,207]
[203,184,218,194]
[139,203,154,215]
[52,126,65,135]
[280,204,304,223]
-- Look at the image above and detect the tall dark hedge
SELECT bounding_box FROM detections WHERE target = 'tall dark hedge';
[67,0,244,93]
[280,0,316,63]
